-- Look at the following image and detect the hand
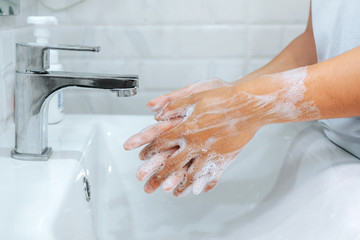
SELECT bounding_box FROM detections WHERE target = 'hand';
[146,78,229,113]
[124,67,319,196]
[124,78,229,151]
[125,82,267,196]
[124,79,235,196]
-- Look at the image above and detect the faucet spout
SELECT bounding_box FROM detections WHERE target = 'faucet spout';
[45,71,138,90]
[43,71,138,103]
[18,71,138,117]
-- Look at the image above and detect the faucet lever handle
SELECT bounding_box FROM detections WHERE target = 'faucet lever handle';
[44,44,101,53]
[16,42,101,73]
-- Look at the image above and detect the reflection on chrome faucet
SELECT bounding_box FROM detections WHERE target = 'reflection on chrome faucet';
[11,42,139,161]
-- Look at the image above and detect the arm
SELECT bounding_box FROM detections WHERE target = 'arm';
[129,5,317,156]
[125,2,353,196]
[145,3,316,112]
[239,5,317,82]
[133,46,360,196]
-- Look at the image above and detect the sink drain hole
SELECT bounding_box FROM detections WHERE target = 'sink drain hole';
[83,176,91,202]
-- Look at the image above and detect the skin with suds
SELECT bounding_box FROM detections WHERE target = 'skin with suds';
[124,2,360,197]
[124,68,320,196]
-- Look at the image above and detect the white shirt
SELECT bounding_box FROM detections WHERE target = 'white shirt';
[312,0,360,158]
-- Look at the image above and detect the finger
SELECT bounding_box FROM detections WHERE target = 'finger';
[173,181,192,198]
[139,138,173,160]
[146,84,198,112]
[174,187,192,198]
[147,94,183,113]
[202,157,235,192]
[139,146,179,162]
[138,142,167,161]
[155,96,194,121]
[139,133,183,160]
[162,167,187,193]
[192,173,212,195]
[203,180,218,192]
[173,155,210,196]
[139,145,152,160]
[144,150,194,194]
[147,79,226,112]
[136,149,176,181]
[123,118,182,151]
[203,158,233,191]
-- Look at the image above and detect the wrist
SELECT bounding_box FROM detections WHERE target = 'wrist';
[232,67,320,125]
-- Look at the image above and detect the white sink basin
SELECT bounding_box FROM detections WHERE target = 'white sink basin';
[1,115,360,239]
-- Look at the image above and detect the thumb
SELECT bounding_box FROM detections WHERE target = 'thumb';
[155,96,195,121]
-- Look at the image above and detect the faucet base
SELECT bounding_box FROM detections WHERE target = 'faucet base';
[11,147,53,161]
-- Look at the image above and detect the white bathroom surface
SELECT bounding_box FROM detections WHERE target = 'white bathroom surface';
[1,115,360,240]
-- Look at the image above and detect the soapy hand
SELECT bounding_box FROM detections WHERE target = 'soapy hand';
[124,67,320,197]
[146,78,229,113]
[124,79,229,151]
[141,87,263,196]
[124,80,263,196]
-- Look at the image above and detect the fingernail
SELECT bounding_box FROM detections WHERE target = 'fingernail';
[162,179,178,193]
[204,182,217,192]
[139,151,145,160]
[176,188,191,198]
[147,96,166,112]
[136,171,144,181]
[192,175,210,195]
[123,139,131,149]
[144,183,154,193]
[155,111,162,120]
[147,103,157,112]
[123,143,129,151]
[123,141,135,151]
[136,167,153,182]
[163,187,172,193]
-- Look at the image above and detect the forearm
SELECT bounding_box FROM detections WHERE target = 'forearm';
[240,31,317,83]
[234,46,360,125]
[305,46,360,119]
[236,5,317,83]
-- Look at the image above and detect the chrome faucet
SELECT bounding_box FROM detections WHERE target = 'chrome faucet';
[11,43,139,161]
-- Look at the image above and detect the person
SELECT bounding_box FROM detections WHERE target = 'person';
[124,0,360,197]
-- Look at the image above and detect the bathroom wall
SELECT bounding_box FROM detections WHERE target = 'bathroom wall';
[0,0,310,127]
[36,0,310,115]
[0,0,38,134]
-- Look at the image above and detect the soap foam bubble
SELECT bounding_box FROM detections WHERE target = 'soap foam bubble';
[205,137,217,148]
[188,78,229,92]
[249,67,320,121]
[192,174,211,195]
[147,96,167,112]
[162,168,186,193]
[124,123,158,150]
[137,152,168,181]
[157,103,194,122]
[189,151,239,195]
